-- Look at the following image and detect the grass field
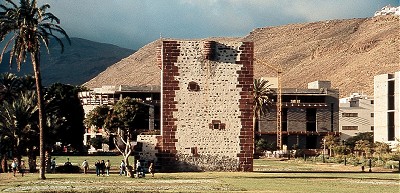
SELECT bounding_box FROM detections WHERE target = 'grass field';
[0,157,399,193]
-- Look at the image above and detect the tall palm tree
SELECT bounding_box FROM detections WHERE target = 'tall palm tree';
[253,78,273,153]
[0,0,70,179]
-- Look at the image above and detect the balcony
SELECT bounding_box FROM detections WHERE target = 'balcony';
[272,102,328,108]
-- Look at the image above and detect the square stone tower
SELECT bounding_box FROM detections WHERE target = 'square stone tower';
[156,40,254,172]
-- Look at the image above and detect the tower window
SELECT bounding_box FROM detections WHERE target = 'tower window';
[188,81,200,91]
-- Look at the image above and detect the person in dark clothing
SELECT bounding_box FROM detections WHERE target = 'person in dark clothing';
[95,160,101,176]
[100,160,105,176]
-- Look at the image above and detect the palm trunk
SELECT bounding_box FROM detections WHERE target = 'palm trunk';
[31,53,46,180]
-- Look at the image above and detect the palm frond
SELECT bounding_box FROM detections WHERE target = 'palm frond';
[253,78,274,117]
[5,0,17,9]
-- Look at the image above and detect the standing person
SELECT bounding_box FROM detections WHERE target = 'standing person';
[51,158,56,174]
[81,160,89,174]
[136,160,141,178]
[100,160,105,176]
[119,160,126,176]
[1,156,8,173]
[105,160,111,176]
[148,162,155,177]
[11,159,18,177]
[19,160,26,177]
[95,160,100,176]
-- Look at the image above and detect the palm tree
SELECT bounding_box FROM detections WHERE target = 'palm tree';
[253,78,273,153]
[0,0,70,179]
[0,91,38,169]
[0,72,21,102]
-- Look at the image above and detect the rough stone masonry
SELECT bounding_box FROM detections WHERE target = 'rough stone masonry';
[155,40,254,172]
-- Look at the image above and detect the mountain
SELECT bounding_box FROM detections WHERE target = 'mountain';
[84,16,400,97]
[0,37,134,86]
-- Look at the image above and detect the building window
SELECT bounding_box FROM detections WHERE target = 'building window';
[371,126,374,131]
[350,101,358,107]
[209,120,226,130]
[370,113,374,117]
[388,112,395,141]
[306,108,317,132]
[342,126,358,130]
[388,80,395,110]
[370,100,374,104]
[188,81,200,91]
[191,147,198,156]
[342,113,358,117]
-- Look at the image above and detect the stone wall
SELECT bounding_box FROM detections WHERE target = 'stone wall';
[136,135,158,161]
[157,40,254,172]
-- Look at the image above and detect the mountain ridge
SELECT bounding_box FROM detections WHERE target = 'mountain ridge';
[0,37,134,86]
[79,16,400,97]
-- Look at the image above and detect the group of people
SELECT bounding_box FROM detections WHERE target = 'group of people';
[93,160,111,176]
[80,159,154,177]
[10,158,26,177]
[6,157,155,177]
[119,160,155,177]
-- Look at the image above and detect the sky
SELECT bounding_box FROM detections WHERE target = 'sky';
[27,0,400,50]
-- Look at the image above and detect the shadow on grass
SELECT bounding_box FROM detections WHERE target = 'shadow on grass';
[254,170,399,174]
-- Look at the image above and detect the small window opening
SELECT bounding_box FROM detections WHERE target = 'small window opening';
[209,120,226,130]
[188,81,200,91]
[191,147,198,156]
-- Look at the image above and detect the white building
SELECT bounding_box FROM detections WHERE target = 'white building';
[374,5,400,17]
[339,93,374,140]
[374,71,400,148]
[78,85,160,151]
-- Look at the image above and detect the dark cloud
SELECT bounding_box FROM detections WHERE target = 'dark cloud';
[11,0,399,50]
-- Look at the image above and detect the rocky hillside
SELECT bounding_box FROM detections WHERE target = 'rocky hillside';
[0,38,134,86]
[84,16,400,97]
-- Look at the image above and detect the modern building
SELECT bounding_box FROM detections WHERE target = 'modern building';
[78,85,160,151]
[339,93,374,140]
[259,80,339,151]
[374,71,400,148]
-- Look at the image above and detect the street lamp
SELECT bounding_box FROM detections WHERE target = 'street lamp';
[322,138,326,163]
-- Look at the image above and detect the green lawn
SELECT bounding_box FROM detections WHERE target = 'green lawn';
[0,158,399,193]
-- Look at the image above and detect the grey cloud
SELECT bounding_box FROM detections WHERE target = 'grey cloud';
[27,0,400,50]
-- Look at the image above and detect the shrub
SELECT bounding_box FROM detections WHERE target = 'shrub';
[55,165,81,173]
[384,160,399,169]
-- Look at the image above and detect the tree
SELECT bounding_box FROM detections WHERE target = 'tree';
[373,142,390,160]
[0,72,20,102]
[346,132,373,151]
[105,97,145,167]
[354,140,372,157]
[44,83,85,152]
[84,105,110,130]
[322,134,339,156]
[0,0,70,179]
[253,78,273,154]
[85,97,146,168]
[0,91,38,171]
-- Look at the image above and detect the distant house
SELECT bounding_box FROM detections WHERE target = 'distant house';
[339,93,374,140]
[78,85,160,152]
[259,80,339,151]
[374,5,400,17]
[374,71,400,148]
